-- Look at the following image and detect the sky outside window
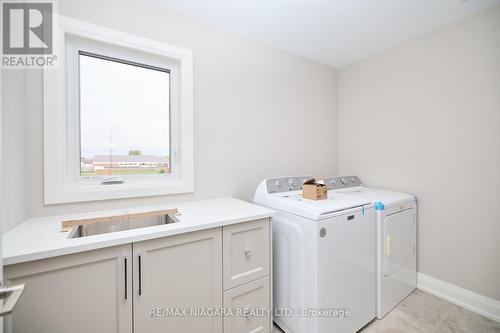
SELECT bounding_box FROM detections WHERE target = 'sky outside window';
[79,53,170,176]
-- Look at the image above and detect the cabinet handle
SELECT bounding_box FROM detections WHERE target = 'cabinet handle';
[138,254,143,296]
[124,257,128,300]
[245,249,252,258]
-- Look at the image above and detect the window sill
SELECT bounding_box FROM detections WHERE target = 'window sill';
[44,179,193,204]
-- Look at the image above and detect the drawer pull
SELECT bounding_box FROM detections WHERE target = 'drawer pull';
[245,249,252,258]
[124,257,128,300]
[138,254,143,296]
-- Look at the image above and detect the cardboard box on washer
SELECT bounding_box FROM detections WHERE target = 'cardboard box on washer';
[302,178,327,200]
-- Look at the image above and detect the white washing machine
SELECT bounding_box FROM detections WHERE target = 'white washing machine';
[323,176,417,319]
[254,176,376,333]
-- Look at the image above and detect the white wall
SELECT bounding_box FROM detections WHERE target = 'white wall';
[1,70,28,233]
[338,5,500,301]
[7,0,337,219]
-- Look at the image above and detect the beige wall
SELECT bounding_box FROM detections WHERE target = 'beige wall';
[338,5,500,301]
[1,0,338,221]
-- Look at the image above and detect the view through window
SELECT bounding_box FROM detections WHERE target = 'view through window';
[79,52,171,177]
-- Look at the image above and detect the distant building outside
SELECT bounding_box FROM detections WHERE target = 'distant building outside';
[80,155,170,175]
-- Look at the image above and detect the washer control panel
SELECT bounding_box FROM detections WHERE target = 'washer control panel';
[324,176,362,190]
[266,176,312,193]
[266,175,362,193]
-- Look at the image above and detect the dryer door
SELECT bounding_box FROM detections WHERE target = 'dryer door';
[384,208,416,277]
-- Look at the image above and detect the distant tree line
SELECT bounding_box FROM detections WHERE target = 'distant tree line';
[128,150,142,156]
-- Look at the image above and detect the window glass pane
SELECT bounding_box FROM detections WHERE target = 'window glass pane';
[79,53,170,177]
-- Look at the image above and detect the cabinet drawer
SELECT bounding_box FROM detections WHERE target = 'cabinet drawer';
[224,276,271,333]
[223,219,270,290]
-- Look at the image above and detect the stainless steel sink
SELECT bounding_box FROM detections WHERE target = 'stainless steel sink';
[67,213,180,238]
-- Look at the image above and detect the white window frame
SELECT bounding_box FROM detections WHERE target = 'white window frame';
[44,16,193,204]
[66,36,177,183]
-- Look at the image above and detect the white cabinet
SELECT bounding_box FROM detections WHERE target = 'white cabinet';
[133,228,222,333]
[4,244,132,333]
[223,276,271,333]
[4,218,272,333]
[223,219,272,333]
[223,219,270,290]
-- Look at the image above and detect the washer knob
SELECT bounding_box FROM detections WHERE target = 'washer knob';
[340,178,347,185]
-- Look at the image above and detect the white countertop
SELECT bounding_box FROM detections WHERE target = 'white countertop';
[2,197,274,266]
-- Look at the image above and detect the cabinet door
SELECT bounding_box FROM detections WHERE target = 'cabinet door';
[4,245,132,333]
[223,219,270,290]
[133,228,222,333]
[223,276,271,333]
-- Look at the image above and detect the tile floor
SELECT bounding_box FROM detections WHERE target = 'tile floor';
[272,289,500,333]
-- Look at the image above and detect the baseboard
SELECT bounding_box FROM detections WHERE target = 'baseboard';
[417,272,500,323]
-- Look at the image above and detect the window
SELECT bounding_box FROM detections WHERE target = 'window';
[78,52,171,177]
[44,16,193,204]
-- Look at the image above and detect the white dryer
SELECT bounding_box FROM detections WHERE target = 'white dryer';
[323,176,417,319]
[254,176,376,333]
